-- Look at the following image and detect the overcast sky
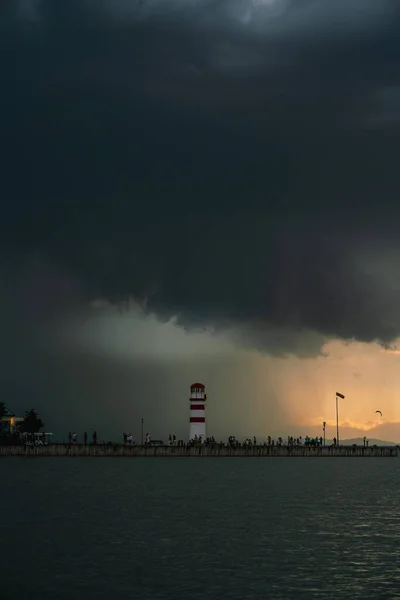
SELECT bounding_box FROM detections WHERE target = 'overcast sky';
[2,0,400,441]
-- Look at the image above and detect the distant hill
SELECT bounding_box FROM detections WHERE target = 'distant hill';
[328,438,398,446]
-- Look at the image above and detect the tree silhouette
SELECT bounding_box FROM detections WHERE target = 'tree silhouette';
[20,409,44,433]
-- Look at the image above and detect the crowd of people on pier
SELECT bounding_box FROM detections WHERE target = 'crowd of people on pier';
[188,435,332,448]
[65,433,334,447]
[54,432,371,448]
[226,436,327,448]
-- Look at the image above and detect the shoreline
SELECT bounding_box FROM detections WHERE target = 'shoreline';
[0,444,398,457]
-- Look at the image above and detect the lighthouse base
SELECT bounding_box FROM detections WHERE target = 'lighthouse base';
[189,422,206,442]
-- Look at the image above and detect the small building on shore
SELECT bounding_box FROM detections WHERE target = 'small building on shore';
[0,412,24,435]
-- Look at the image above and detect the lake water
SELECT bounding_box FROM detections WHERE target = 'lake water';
[1,458,400,599]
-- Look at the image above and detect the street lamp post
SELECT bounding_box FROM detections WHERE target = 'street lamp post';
[336,395,339,444]
[323,421,326,446]
[141,417,144,446]
[335,392,345,445]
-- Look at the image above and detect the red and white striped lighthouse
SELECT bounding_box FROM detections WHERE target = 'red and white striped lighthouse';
[189,382,207,442]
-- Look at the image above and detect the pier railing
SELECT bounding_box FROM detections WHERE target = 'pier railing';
[0,444,398,457]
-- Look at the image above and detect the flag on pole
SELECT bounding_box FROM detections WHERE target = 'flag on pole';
[336,392,345,399]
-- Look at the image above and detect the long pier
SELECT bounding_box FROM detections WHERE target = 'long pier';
[0,444,398,457]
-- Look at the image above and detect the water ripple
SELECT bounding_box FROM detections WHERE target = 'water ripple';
[1,458,400,599]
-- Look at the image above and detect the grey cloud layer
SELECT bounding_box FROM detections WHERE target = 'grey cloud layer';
[90,0,394,38]
[3,0,400,355]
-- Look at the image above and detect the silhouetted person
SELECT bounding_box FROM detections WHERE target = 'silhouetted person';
[93,431,97,444]
[68,432,72,445]
[84,431,87,445]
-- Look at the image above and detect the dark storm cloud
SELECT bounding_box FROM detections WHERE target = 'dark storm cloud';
[3,0,400,354]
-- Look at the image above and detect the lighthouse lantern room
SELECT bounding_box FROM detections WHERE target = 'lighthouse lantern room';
[189,382,207,442]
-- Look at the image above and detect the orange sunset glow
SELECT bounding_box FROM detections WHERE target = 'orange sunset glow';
[250,338,400,442]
